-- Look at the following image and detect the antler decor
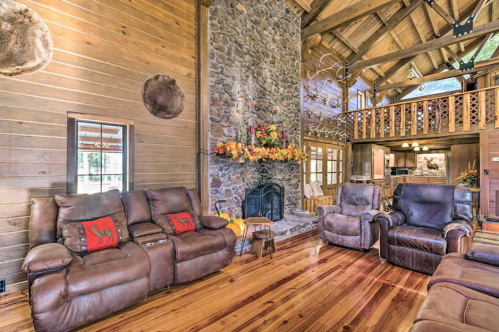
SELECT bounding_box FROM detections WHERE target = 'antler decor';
[306,107,347,126]
[307,123,349,140]
[304,53,350,108]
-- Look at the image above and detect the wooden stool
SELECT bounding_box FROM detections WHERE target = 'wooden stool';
[250,230,276,259]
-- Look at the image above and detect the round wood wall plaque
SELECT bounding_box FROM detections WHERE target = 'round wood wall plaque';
[142,74,185,119]
[0,0,53,76]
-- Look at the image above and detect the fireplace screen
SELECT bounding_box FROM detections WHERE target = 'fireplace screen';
[243,183,284,221]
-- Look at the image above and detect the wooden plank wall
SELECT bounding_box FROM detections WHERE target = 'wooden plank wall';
[0,0,197,294]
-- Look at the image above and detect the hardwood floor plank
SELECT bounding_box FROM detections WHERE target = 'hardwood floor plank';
[0,230,429,332]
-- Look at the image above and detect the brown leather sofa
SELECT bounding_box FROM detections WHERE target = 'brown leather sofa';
[318,183,382,251]
[376,184,474,274]
[21,187,236,332]
[410,243,499,331]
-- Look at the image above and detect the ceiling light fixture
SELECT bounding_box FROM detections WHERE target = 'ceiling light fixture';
[412,142,419,147]
[422,146,429,151]
[418,84,426,91]
[407,67,417,80]
[402,142,409,147]
[414,146,420,151]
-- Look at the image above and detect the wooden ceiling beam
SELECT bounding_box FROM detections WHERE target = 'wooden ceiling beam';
[426,1,455,25]
[449,0,459,20]
[471,32,494,59]
[378,59,499,91]
[444,46,462,62]
[301,0,399,40]
[410,14,439,70]
[375,1,480,85]
[350,19,499,71]
[301,0,334,29]
[472,0,488,17]
[347,0,423,64]
[395,36,488,100]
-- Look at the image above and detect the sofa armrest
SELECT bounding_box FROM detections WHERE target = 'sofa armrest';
[443,219,473,238]
[376,211,405,260]
[443,219,474,254]
[199,216,229,230]
[465,243,499,267]
[317,205,341,218]
[361,210,382,223]
[22,243,72,273]
[128,223,163,238]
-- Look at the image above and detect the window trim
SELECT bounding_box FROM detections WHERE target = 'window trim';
[67,113,134,194]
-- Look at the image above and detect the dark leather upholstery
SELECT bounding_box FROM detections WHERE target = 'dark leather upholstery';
[25,186,236,332]
[411,282,499,332]
[199,215,229,230]
[466,243,499,266]
[318,184,381,251]
[122,190,152,225]
[29,198,59,248]
[376,184,473,274]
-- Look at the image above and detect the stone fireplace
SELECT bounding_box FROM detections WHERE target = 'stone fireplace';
[208,0,302,216]
[243,182,284,221]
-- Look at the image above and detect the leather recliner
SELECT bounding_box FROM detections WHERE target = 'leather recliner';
[376,183,474,275]
[21,187,236,332]
[317,183,382,251]
[409,243,499,331]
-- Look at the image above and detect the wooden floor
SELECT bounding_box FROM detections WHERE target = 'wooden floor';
[0,230,429,332]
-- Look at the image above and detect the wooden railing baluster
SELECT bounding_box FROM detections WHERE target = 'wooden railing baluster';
[400,104,405,136]
[354,111,359,139]
[362,110,367,139]
[423,100,428,134]
[380,108,385,138]
[370,109,376,138]
[479,90,486,130]
[448,96,455,133]
[390,106,395,137]
[411,103,417,135]
[463,93,471,131]
[496,88,499,129]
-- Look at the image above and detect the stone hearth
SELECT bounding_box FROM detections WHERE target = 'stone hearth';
[235,214,318,254]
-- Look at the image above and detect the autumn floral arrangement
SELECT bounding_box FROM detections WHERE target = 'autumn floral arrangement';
[455,160,479,191]
[213,141,308,162]
[256,124,283,148]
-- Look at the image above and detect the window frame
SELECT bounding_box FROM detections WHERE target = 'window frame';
[67,114,134,194]
[357,90,366,109]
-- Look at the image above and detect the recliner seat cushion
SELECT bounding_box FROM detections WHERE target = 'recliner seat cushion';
[394,184,455,230]
[323,214,360,236]
[388,225,447,255]
[65,241,150,300]
[169,229,227,263]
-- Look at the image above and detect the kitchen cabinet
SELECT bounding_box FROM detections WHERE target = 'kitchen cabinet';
[394,152,417,168]
[407,176,447,184]
[352,144,385,179]
[389,154,395,167]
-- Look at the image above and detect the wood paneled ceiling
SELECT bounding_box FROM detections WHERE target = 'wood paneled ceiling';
[287,0,499,99]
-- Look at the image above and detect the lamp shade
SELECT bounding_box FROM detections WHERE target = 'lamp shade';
[402,142,409,147]
[414,146,420,151]
[422,146,429,151]
[412,142,419,147]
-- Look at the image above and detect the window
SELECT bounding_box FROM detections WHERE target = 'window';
[67,115,134,194]
[357,91,366,109]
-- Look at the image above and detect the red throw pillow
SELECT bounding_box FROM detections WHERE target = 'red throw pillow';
[168,212,195,234]
[62,212,129,254]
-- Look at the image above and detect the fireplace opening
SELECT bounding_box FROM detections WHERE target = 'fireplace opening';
[243,183,284,221]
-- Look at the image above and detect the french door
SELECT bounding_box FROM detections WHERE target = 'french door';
[303,140,344,201]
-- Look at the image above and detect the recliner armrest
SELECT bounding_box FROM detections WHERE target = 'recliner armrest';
[199,216,229,230]
[443,219,473,238]
[317,205,341,218]
[375,211,405,229]
[22,243,72,273]
[465,243,499,267]
[361,209,382,223]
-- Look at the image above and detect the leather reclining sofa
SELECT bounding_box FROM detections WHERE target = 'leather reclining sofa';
[410,243,499,331]
[21,187,236,332]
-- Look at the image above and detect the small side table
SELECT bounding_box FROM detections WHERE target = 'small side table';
[251,230,277,259]
[240,217,274,258]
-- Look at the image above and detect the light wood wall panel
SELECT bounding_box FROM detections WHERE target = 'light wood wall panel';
[0,0,198,293]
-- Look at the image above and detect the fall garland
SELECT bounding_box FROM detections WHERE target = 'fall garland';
[213,141,308,162]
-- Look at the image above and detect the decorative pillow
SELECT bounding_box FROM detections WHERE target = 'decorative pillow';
[310,182,324,197]
[62,212,129,255]
[304,184,314,198]
[152,210,200,235]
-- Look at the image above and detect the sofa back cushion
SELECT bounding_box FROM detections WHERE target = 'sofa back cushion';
[337,184,378,217]
[29,198,59,248]
[55,189,125,239]
[62,212,129,254]
[393,183,455,230]
[122,191,152,225]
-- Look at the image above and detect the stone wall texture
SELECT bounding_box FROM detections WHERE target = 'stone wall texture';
[208,0,302,216]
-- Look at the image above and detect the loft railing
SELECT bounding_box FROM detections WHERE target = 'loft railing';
[345,86,499,140]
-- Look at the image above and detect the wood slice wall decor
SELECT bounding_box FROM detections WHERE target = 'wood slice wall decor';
[0,0,53,76]
[142,74,185,119]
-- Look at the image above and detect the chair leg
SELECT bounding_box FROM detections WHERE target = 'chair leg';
[270,238,276,253]
[250,238,264,259]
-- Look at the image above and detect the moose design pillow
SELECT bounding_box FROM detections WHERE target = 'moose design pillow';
[152,210,199,235]
[62,212,129,254]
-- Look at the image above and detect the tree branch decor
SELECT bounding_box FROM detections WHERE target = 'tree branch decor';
[213,142,308,163]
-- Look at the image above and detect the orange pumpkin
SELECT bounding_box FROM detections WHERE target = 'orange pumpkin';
[226,222,241,237]
[211,211,231,221]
